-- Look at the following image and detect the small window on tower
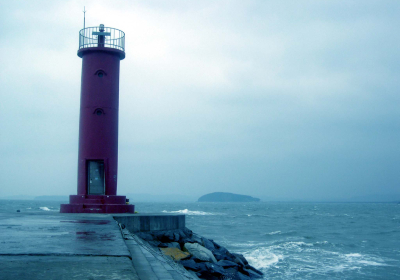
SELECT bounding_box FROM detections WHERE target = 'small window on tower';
[94,108,105,116]
[94,69,106,78]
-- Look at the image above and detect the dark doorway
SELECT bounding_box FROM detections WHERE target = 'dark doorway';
[88,160,105,195]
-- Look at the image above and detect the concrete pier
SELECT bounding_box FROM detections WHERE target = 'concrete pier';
[0,212,188,280]
[114,213,186,232]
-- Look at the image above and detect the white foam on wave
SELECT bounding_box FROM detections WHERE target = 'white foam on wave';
[233,240,388,277]
[235,239,389,278]
[346,253,362,257]
[329,264,360,272]
[267,231,281,235]
[302,250,388,274]
[319,252,387,273]
[230,241,269,248]
[279,241,313,251]
[243,247,283,269]
[40,207,51,211]
[162,209,215,215]
[344,253,387,267]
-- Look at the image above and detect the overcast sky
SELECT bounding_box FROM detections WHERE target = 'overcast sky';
[0,0,399,201]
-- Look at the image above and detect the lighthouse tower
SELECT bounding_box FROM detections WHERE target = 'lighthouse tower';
[61,24,134,213]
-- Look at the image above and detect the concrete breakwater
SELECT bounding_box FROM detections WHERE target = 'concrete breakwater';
[115,215,263,280]
[0,211,262,280]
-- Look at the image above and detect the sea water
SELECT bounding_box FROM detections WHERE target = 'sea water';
[1,200,399,279]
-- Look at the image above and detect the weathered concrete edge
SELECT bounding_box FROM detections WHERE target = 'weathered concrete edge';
[113,213,185,232]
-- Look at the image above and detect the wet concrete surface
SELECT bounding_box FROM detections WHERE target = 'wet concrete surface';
[0,212,189,279]
[0,212,130,256]
[0,212,137,279]
[0,255,138,280]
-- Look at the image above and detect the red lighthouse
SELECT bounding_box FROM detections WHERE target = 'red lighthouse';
[61,24,134,213]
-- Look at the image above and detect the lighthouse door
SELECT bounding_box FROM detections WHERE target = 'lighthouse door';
[88,160,105,195]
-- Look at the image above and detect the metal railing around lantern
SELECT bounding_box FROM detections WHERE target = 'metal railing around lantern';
[78,26,125,52]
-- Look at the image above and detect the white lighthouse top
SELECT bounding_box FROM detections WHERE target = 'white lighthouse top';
[79,24,125,52]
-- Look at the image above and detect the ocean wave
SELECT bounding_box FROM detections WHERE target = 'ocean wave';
[267,231,281,235]
[344,253,387,267]
[229,241,270,248]
[277,241,314,251]
[243,247,283,269]
[244,242,389,277]
[313,252,388,274]
[314,241,329,246]
[263,230,296,237]
[273,241,312,247]
[39,207,58,211]
[235,240,388,277]
[327,263,361,273]
[161,209,216,215]
[246,214,268,217]
[346,253,362,257]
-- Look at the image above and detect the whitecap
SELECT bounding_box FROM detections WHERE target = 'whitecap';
[346,253,362,258]
[243,247,283,269]
[283,241,313,249]
[40,207,51,211]
[263,241,315,254]
[329,264,361,272]
[358,260,386,266]
[315,252,388,274]
[267,231,281,235]
[229,241,269,248]
[344,253,387,267]
[161,209,215,215]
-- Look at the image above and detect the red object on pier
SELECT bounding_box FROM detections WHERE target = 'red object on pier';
[61,24,134,213]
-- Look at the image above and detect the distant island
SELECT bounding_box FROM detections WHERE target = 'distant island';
[198,192,260,202]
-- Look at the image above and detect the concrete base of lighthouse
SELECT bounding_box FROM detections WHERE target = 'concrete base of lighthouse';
[60,195,135,213]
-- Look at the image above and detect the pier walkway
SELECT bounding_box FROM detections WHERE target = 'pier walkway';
[0,212,193,280]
